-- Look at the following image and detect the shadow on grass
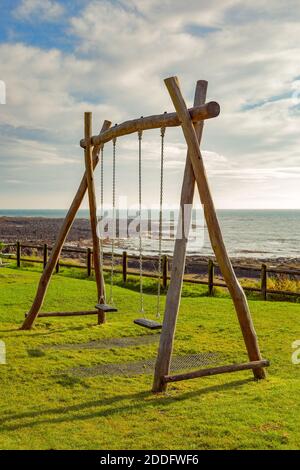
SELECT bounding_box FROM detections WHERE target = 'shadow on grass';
[0,324,91,337]
[0,378,254,432]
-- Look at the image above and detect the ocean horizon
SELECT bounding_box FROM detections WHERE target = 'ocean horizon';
[1,209,300,259]
[0,208,299,219]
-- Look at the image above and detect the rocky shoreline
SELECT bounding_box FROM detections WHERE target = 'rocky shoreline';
[1,216,299,274]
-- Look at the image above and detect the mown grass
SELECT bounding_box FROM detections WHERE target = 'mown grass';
[0,265,299,450]
[241,276,300,301]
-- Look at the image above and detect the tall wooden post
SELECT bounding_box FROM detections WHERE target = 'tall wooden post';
[153,77,265,392]
[84,112,106,324]
[153,80,208,392]
[20,120,111,330]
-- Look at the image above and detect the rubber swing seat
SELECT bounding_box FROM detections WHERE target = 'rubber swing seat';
[133,318,162,330]
[95,303,118,313]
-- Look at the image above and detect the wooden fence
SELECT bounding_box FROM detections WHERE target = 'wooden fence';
[1,241,300,301]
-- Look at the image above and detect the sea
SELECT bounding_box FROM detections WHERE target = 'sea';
[0,209,299,259]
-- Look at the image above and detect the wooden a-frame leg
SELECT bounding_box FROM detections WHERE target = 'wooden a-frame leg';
[20,120,111,330]
[152,80,208,392]
[84,113,106,324]
[154,77,265,391]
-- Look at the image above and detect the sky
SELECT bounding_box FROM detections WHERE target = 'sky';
[0,0,300,209]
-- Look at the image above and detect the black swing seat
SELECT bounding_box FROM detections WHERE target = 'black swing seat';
[134,318,162,330]
[95,303,118,313]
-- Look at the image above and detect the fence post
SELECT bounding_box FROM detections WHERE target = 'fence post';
[162,255,168,289]
[122,251,128,283]
[16,241,21,268]
[43,243,48,269]
[261,263,267,301]
[56,259,60,274]
[208,259,214,296]
[87,248,92,277]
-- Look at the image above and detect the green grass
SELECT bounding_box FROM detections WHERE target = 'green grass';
[0,266,299,450]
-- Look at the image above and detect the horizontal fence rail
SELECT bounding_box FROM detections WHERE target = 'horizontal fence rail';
[1,241,299,300]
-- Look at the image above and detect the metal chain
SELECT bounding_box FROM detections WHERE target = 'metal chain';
[156,126,165,318]
[100,145,104,270]
[138,129,144,315]
[109,136,117,305]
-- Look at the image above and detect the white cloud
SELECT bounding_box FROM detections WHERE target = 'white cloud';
[13,0,64,22]
[1,0,300,208]
[5,179,22,184]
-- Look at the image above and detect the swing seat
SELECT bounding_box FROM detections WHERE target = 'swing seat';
[134,318,162,330]
[95,303,118,313]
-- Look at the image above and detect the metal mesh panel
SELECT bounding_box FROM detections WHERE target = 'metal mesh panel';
[65,352,220,378]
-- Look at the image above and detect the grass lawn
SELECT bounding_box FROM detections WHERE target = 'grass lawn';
[0,265,299,450]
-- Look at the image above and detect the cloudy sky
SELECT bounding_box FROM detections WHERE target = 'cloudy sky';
[0,0,300,210]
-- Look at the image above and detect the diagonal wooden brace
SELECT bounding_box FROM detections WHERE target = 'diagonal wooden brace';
[21,120,111,330]
[152,80,208,392]
[153,77,266,392]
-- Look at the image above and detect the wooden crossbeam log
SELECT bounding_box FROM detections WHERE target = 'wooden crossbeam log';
[163,360,270,383]
[80,102,220,149]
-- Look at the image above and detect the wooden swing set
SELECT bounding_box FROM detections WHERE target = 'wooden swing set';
[21,76,269,392]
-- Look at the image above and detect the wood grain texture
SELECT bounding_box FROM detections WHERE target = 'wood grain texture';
[84,112,106,324]
[21,120,111,330]
[163,76,265,381]
[152,80,208,392]
[80,102,220,148]
[163,360,270,383]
